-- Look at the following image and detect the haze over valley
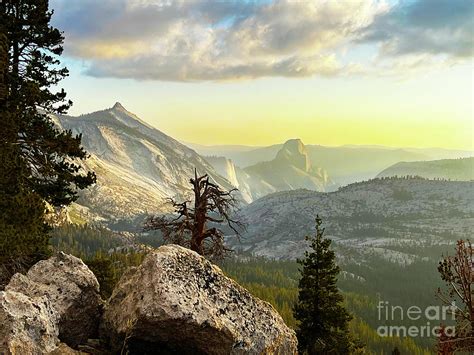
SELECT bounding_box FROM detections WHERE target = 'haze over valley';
[47,101,472,353]
[53,103,473,233]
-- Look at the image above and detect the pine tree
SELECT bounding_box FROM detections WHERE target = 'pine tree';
[1,0,95,204]
[0,1,95,283]
[293,215,357,354]
[2,16,50,282]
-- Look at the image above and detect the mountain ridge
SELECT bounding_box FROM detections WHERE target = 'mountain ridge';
[377,157,473,181]
[230,177,474,260]
[53,103,238,227]
[194,142,471,186]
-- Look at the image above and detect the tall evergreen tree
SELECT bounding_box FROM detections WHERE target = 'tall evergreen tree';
[293,215,356,354]
[0,0,95,283]
[0,24,49,284]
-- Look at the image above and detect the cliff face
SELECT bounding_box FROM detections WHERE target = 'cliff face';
[245,139,334,193]
[203,139,335,204]
[52,103,238,224]
[1,246,297,354]
[204,156,277,203]
[205,156,240,188]
[275,139,312,173]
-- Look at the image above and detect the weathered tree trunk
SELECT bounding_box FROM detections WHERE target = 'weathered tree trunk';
[144,169,242,259]
[0,29,7,105]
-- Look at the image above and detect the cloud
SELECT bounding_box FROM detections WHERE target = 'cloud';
[50,0,473,82]
[360,0,473,57]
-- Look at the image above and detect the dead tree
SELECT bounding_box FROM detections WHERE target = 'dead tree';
[144,170,244,260]
[437,240,473,353]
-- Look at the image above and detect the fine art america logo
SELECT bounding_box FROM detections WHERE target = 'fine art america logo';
[377,301,456,338]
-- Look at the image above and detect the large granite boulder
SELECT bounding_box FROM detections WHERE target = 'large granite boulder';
[0,290,59,354]
[6,252,103,347]
[103,244,297,354]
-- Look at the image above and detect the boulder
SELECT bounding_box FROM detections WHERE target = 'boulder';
[103,244,298,354]
[0,290,59,354]
[6,252,103,346]
[47,343,89,355]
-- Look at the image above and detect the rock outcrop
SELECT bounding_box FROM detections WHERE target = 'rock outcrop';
[1,247,298,354]
[3,252,103,350]
[103,244,298,354]
[0,290,59,354]
[245,139,333,193]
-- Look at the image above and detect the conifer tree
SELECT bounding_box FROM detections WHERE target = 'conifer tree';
[0,26,49,283]
[293,215,357,354]
[0,1,95,283]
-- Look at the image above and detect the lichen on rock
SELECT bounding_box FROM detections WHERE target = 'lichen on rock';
[6,252,103,346]
[103,244,297,354]
[0,290,59,354]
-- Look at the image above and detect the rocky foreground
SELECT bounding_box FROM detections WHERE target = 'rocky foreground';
[0,245,297,354]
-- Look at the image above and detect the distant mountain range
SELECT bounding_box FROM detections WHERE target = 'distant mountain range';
[377,157,473,181]
[52,105,337,220]
[206,139,334,201]
[190,142,472,186]
[51,103,472,230]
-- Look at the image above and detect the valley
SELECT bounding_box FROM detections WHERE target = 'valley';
[47,103,473,353]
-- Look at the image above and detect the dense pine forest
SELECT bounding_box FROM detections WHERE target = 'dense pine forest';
[221,258,432,354]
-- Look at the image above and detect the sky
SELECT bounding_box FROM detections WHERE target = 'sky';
[49,0,473,149]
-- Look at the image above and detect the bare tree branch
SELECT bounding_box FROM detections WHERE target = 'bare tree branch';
[437,240,473,353]
[144,169,246,260]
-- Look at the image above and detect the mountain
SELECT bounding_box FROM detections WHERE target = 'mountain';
[54,103,236,226]
[402,147,473,160]
[203,156,276,203]
[306,146,473,185]
[192,142,472,186]
[377,157,473,181]
[229,178,474,260]
[244,139,333,192]
[204,139,334,201]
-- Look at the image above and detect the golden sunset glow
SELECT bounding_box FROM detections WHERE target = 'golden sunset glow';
[51,0,473,150]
